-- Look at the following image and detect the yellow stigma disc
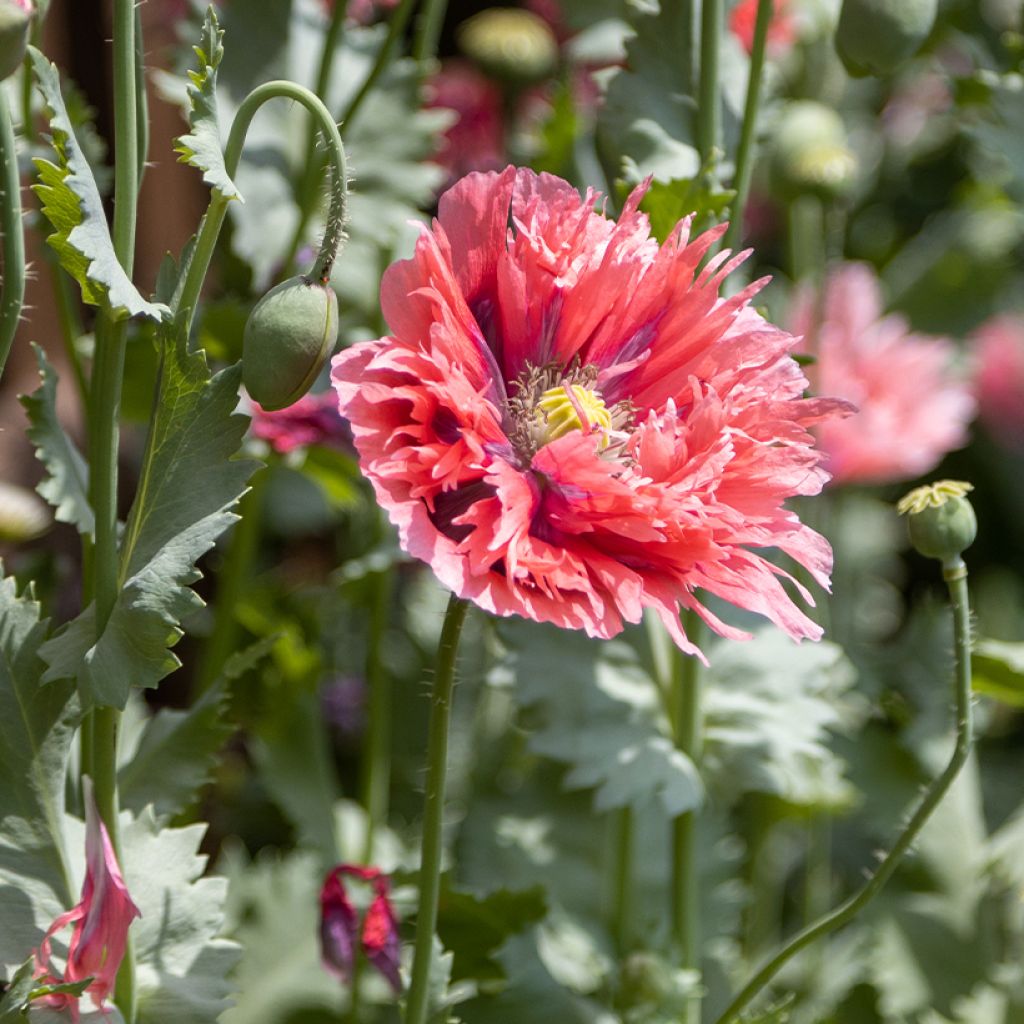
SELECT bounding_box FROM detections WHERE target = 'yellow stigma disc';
[535,383,613,448]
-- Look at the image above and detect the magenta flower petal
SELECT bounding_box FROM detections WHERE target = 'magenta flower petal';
[361,881,402,994]
[333,167,851,657]
[319,868,360,983]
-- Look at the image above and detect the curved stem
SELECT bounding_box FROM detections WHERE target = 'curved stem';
[0,88,26,382]
[714,563,975,1024]
[722,0,772,259]
[173,80,349,330]
[405,595,469,1024]
[412,0,448,70]
[697,0,722,169]
[671,612,705,1024]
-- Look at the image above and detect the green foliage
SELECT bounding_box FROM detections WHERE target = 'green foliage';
[0,959,94,1021]
[38,319,259,709]
[633,175,736,242]
[972,638,1024,707]
[493,620,703,816]
[28,50,168,322]
[20,345,93,539]
[0,572,78,969]
[176,7,241,200]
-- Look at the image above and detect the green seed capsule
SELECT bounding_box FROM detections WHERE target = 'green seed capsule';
[242,275,338,412]
[770,101,857,202]
[835,0,937,77]
[0,0,32,83]
[897,480,977,565]
[457,8,559,87]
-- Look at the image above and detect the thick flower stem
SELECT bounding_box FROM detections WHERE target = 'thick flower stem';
[413,0,449,70]
[697,0,723,169]
[611,806,635,954]
[174,81,349,332]
[0,87,25,383]
[671,613,705,1024]
[722,0,773,260]
[714,562,975,1024]
[405,595,469,1024]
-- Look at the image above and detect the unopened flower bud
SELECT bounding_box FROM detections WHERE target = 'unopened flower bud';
[835,0,937,78]
[0,0,33,82]
[897,480,977,565]
[242,275,338,412]
[0,481,50,542]
[771,101,857,201]
[457,8,558,87]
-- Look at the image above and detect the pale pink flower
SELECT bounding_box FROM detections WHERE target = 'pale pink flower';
[333,167,847,657]
[790,263,975,486]
[249,392,349,454]
[33,786,141,1018]
[972,314,1024,449]
[729,0,796,57]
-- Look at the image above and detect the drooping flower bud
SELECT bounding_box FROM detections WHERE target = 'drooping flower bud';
[242,275,339,412]
[319,868,360,983]
[0,481,51,541]
[0,0,33,82]
[897,480,977,566]
[770,101,858,201]
[457,8,559,87]
[835,0,938,78]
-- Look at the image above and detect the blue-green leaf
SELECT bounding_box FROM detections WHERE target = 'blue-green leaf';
[176,7,241,200]
[971,638,1024,707]
[20,345,93,539]
[28,50,168,322]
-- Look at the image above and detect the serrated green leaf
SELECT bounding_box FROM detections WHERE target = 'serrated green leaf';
[28,49,168,322]
[20,345,93,539]
[0,959,35,1021]
[0,572,78,971]
[175,8,241,200]
[494,620,703,816]
[633,176,736,242]
[972,638,1024,707]
[39,318,259,709]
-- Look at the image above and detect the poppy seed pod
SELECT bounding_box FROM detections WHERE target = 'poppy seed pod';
[897,480,977,565]
[770,101,857,201]
[0,0,32,82]
[242,275,339,412]
[457,8,558,87]
[835,0,937,77]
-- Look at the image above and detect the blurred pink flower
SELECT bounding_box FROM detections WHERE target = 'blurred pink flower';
[323,0,400,25]
[729,0,796,57]
[333,167,848,657]
[320,865,401,993]
[790,263,975,485]
[972,314,1024,449]
[249,392,349,454]
[33,786,141,1018]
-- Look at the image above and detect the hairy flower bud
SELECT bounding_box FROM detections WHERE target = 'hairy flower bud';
[0,0,33,82]
[457,8,558,87]
[897,480,977,565]
[242,275,338,412]
[770,101,857,201]
[835,0,937,77]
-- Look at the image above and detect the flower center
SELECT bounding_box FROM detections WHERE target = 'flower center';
[534,383,612,448]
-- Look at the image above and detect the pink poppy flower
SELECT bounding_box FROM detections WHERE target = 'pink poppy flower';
[790,263,975,486]
[972,314,1024,450]
[319,864,401,993]
[33,785,141,1018]
[729,0,797,57]
[248,392,349,454]
[332,167,848,657]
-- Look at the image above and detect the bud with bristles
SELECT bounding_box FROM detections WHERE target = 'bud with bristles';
[897,480,977,568]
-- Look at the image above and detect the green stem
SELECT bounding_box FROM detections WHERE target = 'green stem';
[714,563,975,1024]
[405,595,469,1024]
[361,568,394,863]
[671,613,705,1024]
[611,806,634,955]
[134,3,149,188]
[786,195,824,285]
[697,0,722,169]
[48,256,89,409]
[0,88,26,382]
[173,80,349,332]
[722,0,772,259]
[412,0,448,70]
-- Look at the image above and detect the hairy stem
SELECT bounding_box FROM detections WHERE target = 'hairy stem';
[0,88,25,382]
[714,563,975,1024]
[405,595,469,1024]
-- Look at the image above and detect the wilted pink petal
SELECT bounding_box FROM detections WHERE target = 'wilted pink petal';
[790,262,975,485]
[33,784,141,1016]
[333,167,851,659]
[972,314,1024,450]
[319,868,360,983]
[362,879,402,993]
[729,0,797,57]
[249,392,350,454]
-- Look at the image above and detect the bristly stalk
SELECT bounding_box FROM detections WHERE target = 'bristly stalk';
[723,0,773,262]
[0,86,25,382]
[714,561,975,1024]
[404,595,470,1024]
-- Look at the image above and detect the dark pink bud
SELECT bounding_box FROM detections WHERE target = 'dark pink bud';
[319,869,360,982]
[362,879,402,994]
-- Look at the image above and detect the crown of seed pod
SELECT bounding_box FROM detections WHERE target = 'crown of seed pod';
[0,0,33,82]
[770,101,858,201]
[242,275,339,411]
[897,480,977,566]
[835,0,938,77]
[457,7,559,87]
